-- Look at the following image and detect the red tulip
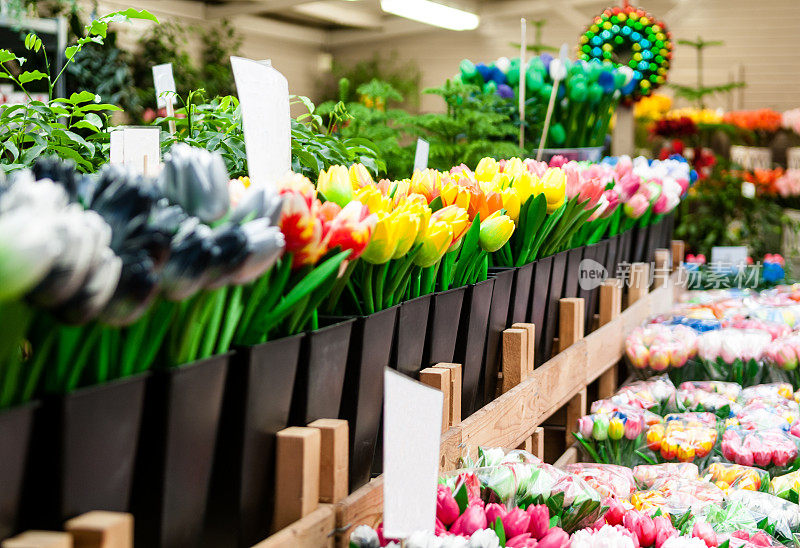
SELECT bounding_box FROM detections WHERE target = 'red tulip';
[624,510,656,547]
[503,508,532,539]
[485,503,507,526]
[749,531,773,546]
[537,527,569,548]
[692,521,718,547]
[526,504,551,540]
[604,497,625,526]
[506,533,538,548]
[449,503,487,537]
[436,485,460,526]
[653,515,677,548]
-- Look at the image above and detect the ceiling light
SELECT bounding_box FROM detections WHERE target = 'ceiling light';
[380,0,480,31]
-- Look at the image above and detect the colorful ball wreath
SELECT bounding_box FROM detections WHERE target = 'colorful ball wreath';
[579,4,672,103]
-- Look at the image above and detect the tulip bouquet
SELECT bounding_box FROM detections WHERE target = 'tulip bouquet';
[643,413,719,467]
[630,478,726,516]
[632,463,701,490]
[563,463,637,500]
[704,463,769,493]
[592,376,676,416]
[721,427,800,475]
[695,329,772,387]
[671,381,742,418]
[764,335,800,390]
[769,469,800,504]
[573,409,655,467]
[722,318,791,341]
[625,324,698,381]
[735,400,798,432]
[458,56,629,148]
[724,489,800,543]
[738,383,797,406]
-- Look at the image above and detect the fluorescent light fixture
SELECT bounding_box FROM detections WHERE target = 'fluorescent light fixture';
[381,0,480,31]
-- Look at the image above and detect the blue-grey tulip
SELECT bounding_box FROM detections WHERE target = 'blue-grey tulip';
[159,143,230,224]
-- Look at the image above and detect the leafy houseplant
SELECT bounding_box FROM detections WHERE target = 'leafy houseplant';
[0,8,158,173]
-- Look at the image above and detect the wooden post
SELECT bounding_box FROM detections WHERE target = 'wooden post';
[64,512,132,548]
[517,437,532,452]
[308,419,349,505]
[433,363,462,426]
[273,427,321,532]
[511,323,535,375]
[254,506,335,548]
[501,328,528,393]
[599,280,622,327]
[531,426,545,460]
[653,249,671,289]
[671,240,685,271]
[628,263,650,305]
[559,298,584,353]
[165,100,176,136]
[420,367,451,433]
[565,388,588,447]
[3,532,72,548]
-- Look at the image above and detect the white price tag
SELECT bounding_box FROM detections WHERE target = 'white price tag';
[109,127,161,175]
[383,369,442,539]
[152,63,177,108]
[413,138,429,172]
[711,246,748,268]
[231,56,291,188]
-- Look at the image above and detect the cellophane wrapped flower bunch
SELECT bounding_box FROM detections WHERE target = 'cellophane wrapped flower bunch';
[625,324,698,381]
[695,328,772,386]
[643,413,719,467]
[764,334,800,390]
[769,469,800,503]
[564,463,637,500]
[631,477,726,516]
[593,376,676,416]
[671,381,742,418]
[703,463,770,493]
[632,463,701,489]
[574,408,659,467]
[721,427,800,475]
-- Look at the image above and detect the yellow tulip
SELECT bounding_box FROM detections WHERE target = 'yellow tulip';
[410,169,441,203]
[430,205,470,248]
[511,171,541,205]
[475,157,499,182]
[440,181,471,211]
[501,188,521,222]
[479,211,515,252]
[317,165,352,207]
[361,213,399,264]
[391,209,422,259]
[502,157,525,178]
[349,163,374,189]
[541,168,566,213]
[355,186,392,214]
[401,196,432,245]
[413,222,452,268]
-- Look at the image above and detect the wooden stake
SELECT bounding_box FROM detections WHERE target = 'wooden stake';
[536,78,560,161]
[531,426,545,460]
[517,437,532,452]
[519,18,527,149]
[165,100,176,136]
[433,363,462,426]
[565,388,587,447]
[501,328,528,393]
[653,249,671,288]
[558,298,584,353]
[273,427,321,532]
[511,323,535,375]
[3,532,72,548]
[420,367,451,433]
[65,512,132,548]
[308,419,349,505]
[599,280,622,327]
[628,263,650,305]
[671,240,685,270]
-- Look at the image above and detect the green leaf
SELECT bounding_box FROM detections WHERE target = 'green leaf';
[454,482,469,513]
[0,50,16,64]
[87,19,109,38]
[100,8,159,24]
[65,45,80,61]
[18,70,47,84]
[68,91,97,104]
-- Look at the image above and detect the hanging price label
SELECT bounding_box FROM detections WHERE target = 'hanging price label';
[413,138,429,172]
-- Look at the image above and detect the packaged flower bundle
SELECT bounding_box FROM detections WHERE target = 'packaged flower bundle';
[630,478,725,516]
[592,376,676,416]
[738,383,797,405]
[593,497,695,548]
[564,463,637,500]
[467,446,541,469]
[574,409,657,467]
[764,334,800,390]
[570,524,639,548]
[697,501,785,547]
[644,414,718,466]
[652,314,722,333]
[703,463,770,493]
[725,489,800,543]
[625,324,698,380]
[671,381,742,418]
[735,400,798,432]
[747,304,800,329]
[721,317,791,341]
[695,329,772,386]
[769,469,800,503]
[721,427,800,474]
[632,463,700,489]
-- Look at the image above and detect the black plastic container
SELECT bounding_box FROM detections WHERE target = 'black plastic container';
[0,402,37,539]
[482,269,514,407]
[455,278,494,417]
[423,287,466,366]
[205,335,302,547]
[620,229,634,265]
[605,234,620,279]
[132,354,229,548]
[562,247,584,300]
[392,294,432,379]
[663,212,675,248]
[340,306,399,491]
[529,256,553,366]
[632,224,649,264]
[509,262,534,324]
[20,374,147,531]
[541,251,568,365]
[290,319,354,425]
[578,241,607,333]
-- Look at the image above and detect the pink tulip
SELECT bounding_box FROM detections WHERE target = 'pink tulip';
[506,533,537,548]
[435,518,447,535]
[692,521,718,547]
[773,446,794,467]
[604,498,625,526]
[436,485,460,526]
[617,173,640,200]
[624,192,650,219]
[485,502,507,526]
[549,155,568,168]
[578,416,594,439]
[750,531,774,546]
[503,508,532,539]
[653,515,677,548]
[625,415,643,440]
[624,510,655,547]
[537,527,569,548]
[449,503,487,536]
[526,504,551,540]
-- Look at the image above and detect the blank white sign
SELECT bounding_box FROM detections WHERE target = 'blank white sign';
[413,138,430,172]
[152,63,177,108]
